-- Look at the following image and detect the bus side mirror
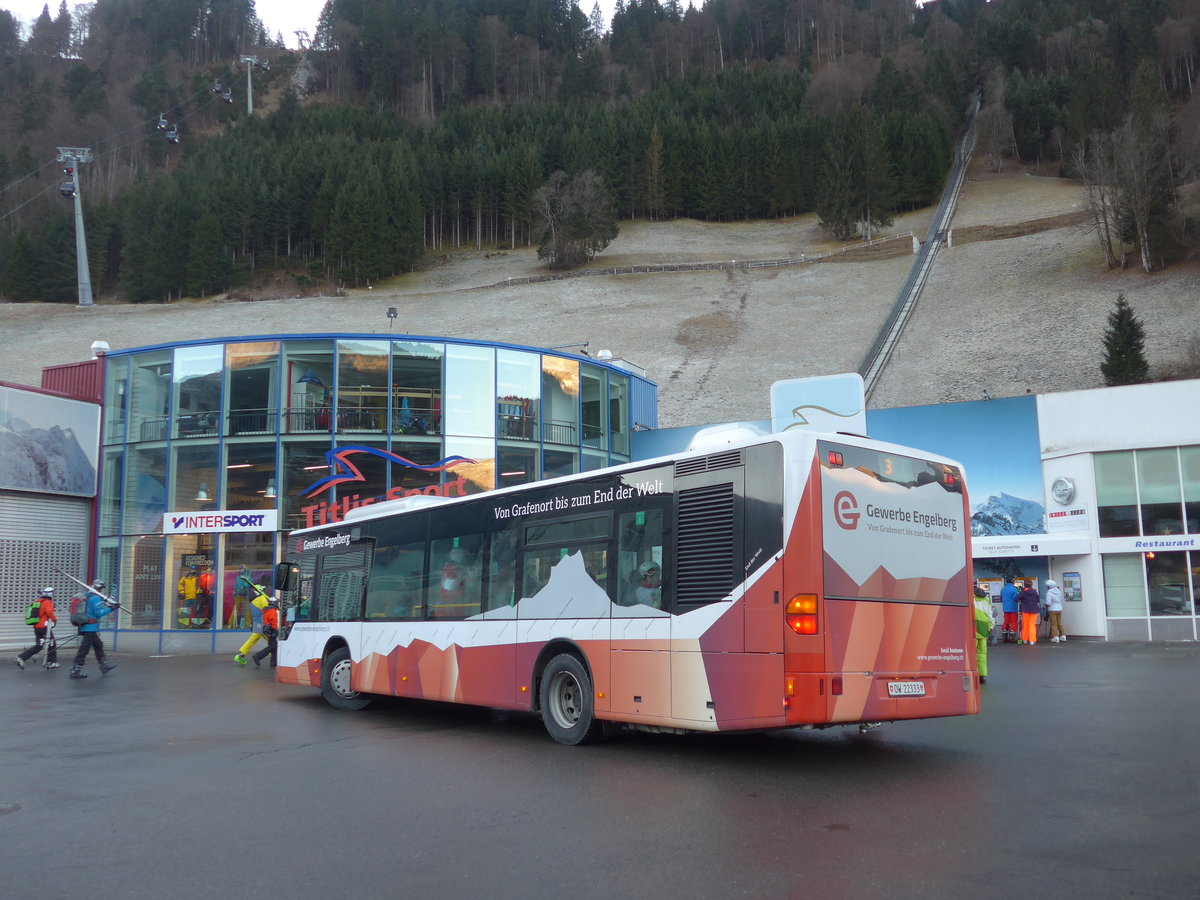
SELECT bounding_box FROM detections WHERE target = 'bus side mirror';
[275,562,299,591]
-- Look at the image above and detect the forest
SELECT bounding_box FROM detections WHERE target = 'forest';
[0,0,1197,301]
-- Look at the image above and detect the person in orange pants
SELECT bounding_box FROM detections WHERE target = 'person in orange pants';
[1018,579,1041,644]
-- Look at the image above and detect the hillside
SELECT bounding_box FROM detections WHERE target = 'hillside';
[2,161,1197,428]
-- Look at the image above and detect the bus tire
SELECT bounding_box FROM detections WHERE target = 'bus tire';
[539,653,603,745]
[321,646,371,711]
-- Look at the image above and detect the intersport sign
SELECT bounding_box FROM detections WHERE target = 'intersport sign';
[163,509,279,535]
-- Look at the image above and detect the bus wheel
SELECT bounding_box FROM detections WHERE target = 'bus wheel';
[540,654,603,745]
[321,646,371,711]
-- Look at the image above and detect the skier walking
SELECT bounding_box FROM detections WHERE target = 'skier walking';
[14,587,60,670]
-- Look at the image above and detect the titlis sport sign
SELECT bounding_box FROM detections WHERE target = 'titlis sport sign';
[163,510,279,535]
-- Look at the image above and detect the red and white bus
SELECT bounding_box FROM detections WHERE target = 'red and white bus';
[274,426,979,744]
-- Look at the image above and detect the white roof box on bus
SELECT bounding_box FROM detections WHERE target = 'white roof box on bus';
[685,422,770,453]
[343,493,453,522]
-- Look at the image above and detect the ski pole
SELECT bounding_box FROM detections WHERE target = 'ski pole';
[51,566,135,616]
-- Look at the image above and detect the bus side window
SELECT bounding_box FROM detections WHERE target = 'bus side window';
[428,534,484,618]
[365,541,426,619]
[618,508,665,607]
[486,531,518,610]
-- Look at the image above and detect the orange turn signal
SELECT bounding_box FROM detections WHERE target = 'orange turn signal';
[785,594,819,635]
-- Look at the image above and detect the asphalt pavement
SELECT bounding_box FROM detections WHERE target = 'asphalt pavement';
[1,639,1197,899]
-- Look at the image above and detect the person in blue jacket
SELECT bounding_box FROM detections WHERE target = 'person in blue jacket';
[1000,576,1020,642]
[70,581,118,680]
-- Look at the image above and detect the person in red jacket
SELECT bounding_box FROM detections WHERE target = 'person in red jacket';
[251,600,280,668]
[14,587,60,670]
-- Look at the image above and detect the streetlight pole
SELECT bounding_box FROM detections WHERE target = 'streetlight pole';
[57,147,94,307]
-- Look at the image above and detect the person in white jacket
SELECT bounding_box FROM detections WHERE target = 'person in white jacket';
[1044,579,1066,642]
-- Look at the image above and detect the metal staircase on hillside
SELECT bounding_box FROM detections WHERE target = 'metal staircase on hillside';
[857,92,982,400]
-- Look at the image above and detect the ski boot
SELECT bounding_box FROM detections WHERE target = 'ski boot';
[99,661,117,675]
[69,666,88,679]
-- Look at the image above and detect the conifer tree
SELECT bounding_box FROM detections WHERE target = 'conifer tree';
[1101,293,1150,386]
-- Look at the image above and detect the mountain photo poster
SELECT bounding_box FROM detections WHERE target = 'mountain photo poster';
[867,395,1044,536]
[0,386,100,497]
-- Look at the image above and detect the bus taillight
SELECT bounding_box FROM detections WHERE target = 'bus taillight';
[786,594,819,635]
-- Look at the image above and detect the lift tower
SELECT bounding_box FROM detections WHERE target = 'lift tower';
[57,147,94,307]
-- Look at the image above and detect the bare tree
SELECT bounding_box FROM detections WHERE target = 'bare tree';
[1073,135,1120,269]
[535,169,618,269]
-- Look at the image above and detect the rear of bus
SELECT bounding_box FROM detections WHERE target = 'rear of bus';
[781,438,979,728]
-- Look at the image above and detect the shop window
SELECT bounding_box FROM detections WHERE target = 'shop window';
[337,340,388,433]
[1181,447,1200,534]
[1138,448,1184,536]
[1146,551,1192,616]
[392,341,443,436]
[130,351,172,443]
[226,342,279,436]
[283,340,333,434]
[331,440,387,511]
[542,355,579,446]
[281,440,333,531]
[497,349,539,441]
[121,536,162,629]
[445,345,495,438]
[103,357,129,445]
[1095,452,1139,538]
[543,448,578,480]
[581,364,606,449]
[581,451,608,472]
[445,436,495,495]
[497,445,537,489]
[99,449,124,537]
[173,345,222,439]
[224,444,278,511]
[123,445,166,535]
[224,532,276,630]
[1102,554,1147,617]
[173,444,220,513]
[168,535,217,629]
[608,372,629,457]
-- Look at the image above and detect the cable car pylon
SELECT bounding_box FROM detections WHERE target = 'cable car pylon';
[56,147,94,307]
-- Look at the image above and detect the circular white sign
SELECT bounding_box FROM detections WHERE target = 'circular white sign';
[1051,476,1075,506]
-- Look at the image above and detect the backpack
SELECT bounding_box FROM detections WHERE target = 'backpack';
[69,595,92,627]
[24,600,41,626]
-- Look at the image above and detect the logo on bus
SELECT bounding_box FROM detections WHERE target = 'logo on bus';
[833,491,860,529]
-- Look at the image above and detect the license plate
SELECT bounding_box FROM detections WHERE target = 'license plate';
[888,681,925,697]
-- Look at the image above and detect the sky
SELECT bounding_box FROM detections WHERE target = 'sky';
[6,0,618,48]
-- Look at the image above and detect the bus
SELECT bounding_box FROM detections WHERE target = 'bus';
[274,425,979,744]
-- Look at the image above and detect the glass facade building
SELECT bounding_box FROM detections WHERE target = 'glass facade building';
[96,334,656,653]
[1097,446,1200,628]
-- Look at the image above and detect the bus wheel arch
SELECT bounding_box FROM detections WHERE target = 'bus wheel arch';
[320,642,371,711]
[537,648,604,746]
